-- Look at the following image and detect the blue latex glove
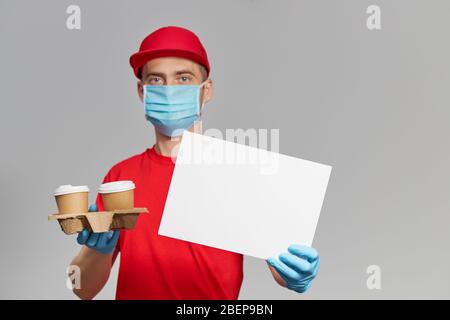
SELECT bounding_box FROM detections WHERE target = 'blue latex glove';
[267,244,320,293]
[76,204,120,255]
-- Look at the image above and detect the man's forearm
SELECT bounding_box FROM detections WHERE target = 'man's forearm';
[70,246,114,300]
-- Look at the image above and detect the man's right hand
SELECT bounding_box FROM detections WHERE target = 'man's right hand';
[76,204,120,255]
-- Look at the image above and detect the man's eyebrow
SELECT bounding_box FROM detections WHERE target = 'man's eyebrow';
[174,70,196,77]
[143,72,166,80]
[143,70,196,80]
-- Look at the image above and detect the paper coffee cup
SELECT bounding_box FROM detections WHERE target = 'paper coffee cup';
[98,181,135,211]
[54,185,89,214]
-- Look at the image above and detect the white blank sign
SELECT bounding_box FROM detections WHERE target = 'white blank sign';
[158,131,332,259]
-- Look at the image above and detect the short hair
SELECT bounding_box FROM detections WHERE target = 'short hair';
[199,65,208,81]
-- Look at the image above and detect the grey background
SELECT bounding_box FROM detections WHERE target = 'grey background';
[1,0,449,299]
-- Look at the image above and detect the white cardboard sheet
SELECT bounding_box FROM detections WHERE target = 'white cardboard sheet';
[158,131,332,259]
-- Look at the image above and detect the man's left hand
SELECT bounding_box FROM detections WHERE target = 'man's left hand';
[267,244,319,293]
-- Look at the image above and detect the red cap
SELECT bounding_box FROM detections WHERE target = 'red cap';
[129,26,210,79]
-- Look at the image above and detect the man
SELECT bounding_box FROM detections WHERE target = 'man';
[70,26,320,300]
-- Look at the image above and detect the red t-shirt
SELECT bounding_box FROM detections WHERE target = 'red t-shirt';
[95,146,243,300]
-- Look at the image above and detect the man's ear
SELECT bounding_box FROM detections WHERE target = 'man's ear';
[201,79,213,105]
[137,80,144,102]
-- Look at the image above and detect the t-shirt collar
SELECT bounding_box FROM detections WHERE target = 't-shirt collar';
[147,145,177,165]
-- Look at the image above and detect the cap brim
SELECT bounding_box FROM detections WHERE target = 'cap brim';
[129,49,210,79]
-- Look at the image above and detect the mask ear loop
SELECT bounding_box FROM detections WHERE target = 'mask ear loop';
[194,79,208,134]
[197,79,209,119]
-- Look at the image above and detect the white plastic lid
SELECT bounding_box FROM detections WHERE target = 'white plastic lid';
[98,181,135,194]
[54,185,89,196]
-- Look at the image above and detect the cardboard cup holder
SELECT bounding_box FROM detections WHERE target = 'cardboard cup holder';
[48,208,148,235]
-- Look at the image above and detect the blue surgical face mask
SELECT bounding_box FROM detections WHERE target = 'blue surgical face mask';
[143,80,208,137]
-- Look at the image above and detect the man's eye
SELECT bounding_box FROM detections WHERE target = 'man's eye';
[148,77,162,84]
[180,76,190,83]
